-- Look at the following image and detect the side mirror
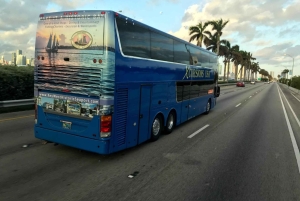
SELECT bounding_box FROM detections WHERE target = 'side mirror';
[214,86,220,97]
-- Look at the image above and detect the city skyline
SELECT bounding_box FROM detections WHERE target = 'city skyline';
[0,49,34,66]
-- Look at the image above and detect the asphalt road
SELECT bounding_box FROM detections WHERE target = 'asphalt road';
[1,82,300,201]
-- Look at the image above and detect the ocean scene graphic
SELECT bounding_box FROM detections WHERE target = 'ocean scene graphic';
[34,15,115,106]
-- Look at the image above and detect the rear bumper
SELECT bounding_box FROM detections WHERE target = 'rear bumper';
[35,126,110,154]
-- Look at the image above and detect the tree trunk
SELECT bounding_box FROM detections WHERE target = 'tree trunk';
[247,69,250,81]
[238,66,242,80]
[235,63,238,80]
[223,60,227,81]
[227,61,230,81]
[216,34,220,55]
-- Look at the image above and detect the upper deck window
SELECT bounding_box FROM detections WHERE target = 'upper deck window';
[116,18,150,58]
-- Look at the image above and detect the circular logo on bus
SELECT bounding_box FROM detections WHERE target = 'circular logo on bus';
[71,31,93,49]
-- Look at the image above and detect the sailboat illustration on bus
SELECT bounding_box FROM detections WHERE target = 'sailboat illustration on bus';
[71,31,93,49]
[75,34,88,46]
[45,33,59,53]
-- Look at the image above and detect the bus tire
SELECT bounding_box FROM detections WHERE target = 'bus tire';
[164,111,176,134]
[204,99,211,115]
[150,115,162,141]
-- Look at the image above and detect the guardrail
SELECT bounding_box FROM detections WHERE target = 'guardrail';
[0,99,34,108]
[0,83,240,108]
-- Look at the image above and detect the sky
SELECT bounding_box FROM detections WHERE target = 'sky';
[1,0,300,78]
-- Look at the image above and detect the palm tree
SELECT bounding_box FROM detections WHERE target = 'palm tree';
[230,45,242,80]
[246,52,256,81]
[282,69,289,79]
[250,62,260,80]
[189,22,209,47]
[203,31,218,52]
[260,69,269,79]
[203,32,229,81]
[238,50,248,80]
[205,19,229,55]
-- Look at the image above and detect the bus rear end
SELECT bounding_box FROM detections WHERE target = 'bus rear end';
[34,10,116,154]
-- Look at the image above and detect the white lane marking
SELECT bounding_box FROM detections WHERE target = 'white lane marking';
[277,86,300,174]
[188,124,210,138]
[235,103,241,107]
[278,88,300,128]
[291,93,300,102]
[249,96,252,98]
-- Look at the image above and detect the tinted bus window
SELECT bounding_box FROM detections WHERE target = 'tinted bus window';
[176,82,191,101]
[190,82,200,98]
[177,81,215,102]
[117,18,150,58]
[190,47,202,66]
[151,32,174,62]
[174,40,189,65]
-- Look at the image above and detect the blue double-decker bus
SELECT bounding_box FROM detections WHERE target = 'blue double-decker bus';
[34,10,220,154]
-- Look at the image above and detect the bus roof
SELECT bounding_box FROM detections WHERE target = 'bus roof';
[39,10,217,57]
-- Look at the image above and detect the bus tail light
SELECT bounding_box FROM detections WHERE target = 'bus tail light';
[100,115,112,137]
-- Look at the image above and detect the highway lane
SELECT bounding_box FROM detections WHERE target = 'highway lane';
[0,83,300,200]
[0,110,37,156]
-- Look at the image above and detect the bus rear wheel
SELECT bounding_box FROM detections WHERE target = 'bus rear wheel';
[204,100,211,115]
[164,112,175,134]
[151,115,162,141]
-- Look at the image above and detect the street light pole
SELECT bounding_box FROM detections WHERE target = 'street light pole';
[284,54,294,86]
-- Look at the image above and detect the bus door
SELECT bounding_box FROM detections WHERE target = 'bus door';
[179,82,190,122]
[138,85,152,144]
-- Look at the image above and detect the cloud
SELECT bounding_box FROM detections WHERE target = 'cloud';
[168,0,300,72]
[51,0,95,9]
[0,0,49,31]
[0,23,37,58]
[147,0,179,5]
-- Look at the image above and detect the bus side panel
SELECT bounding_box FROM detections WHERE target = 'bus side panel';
[110,84,141,153]
[138,85,152,144]
[126,84,140,148]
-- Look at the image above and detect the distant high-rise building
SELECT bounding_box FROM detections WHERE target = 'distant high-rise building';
[0,55,4,64]
[16,50,22,56]
[270,71,274,78]
[26,58,31,65]
[16,55,26,66]
[26,58,34,66]
[12,53,16,65]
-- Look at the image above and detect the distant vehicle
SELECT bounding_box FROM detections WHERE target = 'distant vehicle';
[250,80,255,84]
[264,81,270,84]
[236,81,245,87]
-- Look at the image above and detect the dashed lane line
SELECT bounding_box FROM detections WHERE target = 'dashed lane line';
[188,124,210,139]
[291,93,300,102]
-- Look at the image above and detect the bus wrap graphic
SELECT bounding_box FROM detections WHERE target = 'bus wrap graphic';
[183,66,211,79]
[71,31,93,49]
